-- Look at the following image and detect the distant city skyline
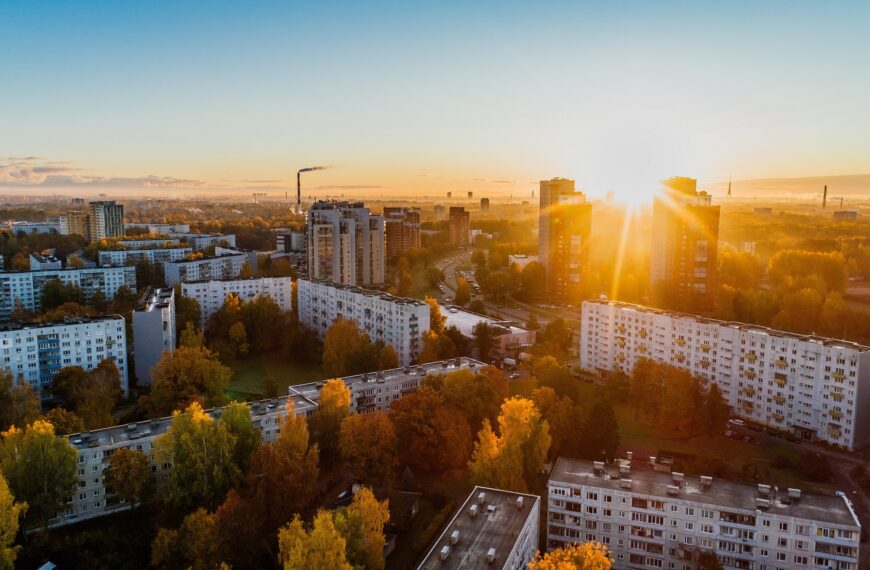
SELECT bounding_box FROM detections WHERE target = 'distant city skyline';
[2,1,869,202]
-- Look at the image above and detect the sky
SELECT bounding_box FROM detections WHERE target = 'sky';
[1,1,869,203]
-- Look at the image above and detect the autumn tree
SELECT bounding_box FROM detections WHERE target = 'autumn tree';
[529,542,611,570]
[517,261,546,302]
[533,387,581,459]
[533,356,576,399]
[441,366,507,430]
[378,344,399,371]
[309,378,351,463]
[221,400,261,471]
[323,317,380,377]
[174,285,202,338]
[43,407,85,435]
[0,420,77,528]
[454,277,471,306]
[425,296,445,334]
[334,487,390,570]
[533,318,573,359]
[0,372,40,431]
[703,383,730,436]
[147,345,231,416]
[629,359,663,421]
[240,295,286,353]
[472,322,496,362]
[0,472,26,570]
[659,368,704,432]
[151,508,223,570]
[104,447,152,508]
[279,511,352,570]
[339,412,397,485]
[578,398,620,461]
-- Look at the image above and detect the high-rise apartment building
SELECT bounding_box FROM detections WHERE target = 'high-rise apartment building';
[480,197,490,212]
[650,177,720,309]
[87,201,125,241]
[579,300,870,449]
[0,316,128,400]
[547,457,860,570]
[449,207,470,248]
[538,178,591,299]
[132,288,175,385]
[434,205,446,220]
[306,201,385,286]
[383,207,421,258]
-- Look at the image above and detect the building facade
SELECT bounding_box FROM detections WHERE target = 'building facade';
[97,247,192,267]
[4,220,61,234]
[538,178,592,299]
[181,276,293,326]
[297,278,428,366]
[306,201,385,286]
[480,197,490,212]
[579,300,870,449]
[124,222,191,234]
[383,207,421,258]
[170,232,237,251]
[418,486,540,570]
[276,231,305,253]
[163,253,247,286]
[87,201,125,241]
[118,237,182,249]
[449,207,470,248]
[30,253,62,271]
[650,177,720,309]
[132,288,175,385]
[442,305,535,361]
[60,212,88,237]
[0,317,128,400]
[0,267,137,320]
[548,457,861,570]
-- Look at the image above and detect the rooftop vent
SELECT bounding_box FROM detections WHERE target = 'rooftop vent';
[486,547,496,564]
[516,496,524,510]
[626,451,633,461]
[672,472,684,484]
[788,488,801,500]
[469,504,479,518]
[666,485,681,496]
[478,491,487,504]
[486,504,496,514]
[619,479,632,490]
[450,530,460,545]
[701,476,713,489]
[593,461,605,475]
[757,484,771,497]
[440,545,451,560]
[649,456,657,466]
[619,464,630,475]
[756,498,770,510]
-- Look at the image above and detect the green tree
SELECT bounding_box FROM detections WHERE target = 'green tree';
[0,420,77,528]
[579,398,620,461]
[533,387,581,459]
[174,286,202,338]
[533,356,575,399]
[43,407,85,435]
[279,511,352,570]
[104,447,152,508]
[334,487,390,570]
[147,346,231,416]
[0,472,26,570]
[220,401,261,471]
[472,321,496,362]
[0,372,41,431]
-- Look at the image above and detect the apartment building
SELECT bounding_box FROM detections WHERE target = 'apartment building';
[214,245,259,271]
[547,456,860,570]
[180,276,293,326]
[61,357,482,525]
[169,232,237,251]
[98,247,192,267]
[579,300,870,449]
[449,207,470,248]
[297,278,428,366]
[276,231,305,253]
[59,212,88,237]
[124,222,190,234]
[306,201,385,286]
[383,207,421,258]
[418,486,540,570]
[0,316,128,400]
[3,220,61,234]
[538,178,592,299]
[480,197,490,212]
[163,252,246,286]
[442,305,535,361]
[650,177,720,309]
[118,237,182,249]
[132,288,175,385]
[0,266,137,320]
[30,253,62,270]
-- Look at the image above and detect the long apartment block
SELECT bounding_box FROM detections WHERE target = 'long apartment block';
[297,278,429,366]
[0,316,128,400]
[579,300,870,450]
[163,252,246,286]
[168,232,236,251]
[60,357,482,526]
[547,457,860,570]
[97,247,192,267]
[180,276,293,326]
[0,266,137,320]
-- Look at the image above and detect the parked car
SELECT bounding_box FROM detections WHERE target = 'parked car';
[727,419,745,427]
[509,373,521,380]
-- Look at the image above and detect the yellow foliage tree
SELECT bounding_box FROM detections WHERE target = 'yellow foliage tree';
[279,511,352,570]
[528,542,611,570]
[335,487,390,570]
[0,472,26,570]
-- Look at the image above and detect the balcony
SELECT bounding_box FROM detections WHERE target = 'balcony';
[639,329,648,339]
[831,392,844,401]
[832,371,846,381]
[617,325,626,334]
[638,344,648,354]
[746,352,757,363]
[772,413,784,422]
[675,338,686,346]
[744,370,756,380]
[741,401,754,412]
[616,353,625,363]
[675,353,685,363]
[830,410,843,421]
[742,387,755,397]
[828,425,841,438]
[616,338,626,348]
[700,359,710,369]
[775,358,788,368]
[700,343,711,353]
[774,377,787,387]
[773,395,785,405]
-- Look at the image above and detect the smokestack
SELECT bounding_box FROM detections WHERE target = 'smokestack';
[296,166,330,210]
[823,185,828,209]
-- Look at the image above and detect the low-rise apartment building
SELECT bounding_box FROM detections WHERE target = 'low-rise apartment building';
[0,267,137,320]
[297,278,428,366]
[418,486,540,570]
[547,456,861,570]
[3,220,61,234]
[579,300,870,450]
[30,253,62,270]
[169,232,236,251]
[442,305,535,361]
[132,288,175,385]
[118,237,181,249]
[124,222,190,234]
[163,252,246,286]
[98,247,192,267]
[180,276,293,326]
[0,316,128,400]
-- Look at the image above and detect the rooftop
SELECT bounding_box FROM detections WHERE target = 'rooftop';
[135,287,174,311]
[181,275,292,285]
[417,486,540,570]
[30,253,61,263]
[300,278,427,307]
[585,299,870,352]
[442,306,529,337]
[165,252,246,264]
[0,315,124,333]
[550,457,860,528]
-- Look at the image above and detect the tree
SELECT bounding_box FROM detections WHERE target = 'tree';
[339,412,397,485]
[378,344,399,371]
[579,398,620,461]
[454,277,471,306]
[309,379,351,463]
[323,317,376,378]
[698,551,724,570]
[533,356,575,399]
[703,384,729,436]
[533,318,573,359]
[529,542,611,570]
[228,321,250,356]
[174,286,202,338]
[0,420,77,528]
[151,508,223,570]
[517,261,546,302]
[425,296,445,334]
[0,472,26,570]
[147,346,231,416]
[154,402,242,511]
[818,292,846,337]
[629,359,663,421]
[771,288,823,334]
[334,487,390,570]
[278,511,352,570]
[0,372,41,431]
[104,447,152,508]
[77,359,123,429]
[472,322,496,362]
[43,407,84,436]
[240,295,285,353]
[179,321,205,348]
[441,366,507,430]
[220,401,261,471]
[533,387,581,459]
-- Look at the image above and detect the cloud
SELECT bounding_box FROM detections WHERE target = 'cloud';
[314,184,384,190]
[0,157,206,189]
[242,179,283,184]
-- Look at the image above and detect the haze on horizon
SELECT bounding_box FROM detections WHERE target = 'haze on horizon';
[2,0,869,203]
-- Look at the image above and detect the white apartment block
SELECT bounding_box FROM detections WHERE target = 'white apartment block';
[30,253,62,270]
[0,267,137,320]
[180,276,293,326]
[3,220,61,234]
[118,237,182,248]
[548,457,860,570]
[98,247,192,267]
[124,222,190,234]
[61,357,482,525]
[418,486,540,570]
[169,232,237,251]
[297,278,428,366]
[163,253,246,287]
[580,300,870,450]
[306,200,385,286]
[132,288,175,385]
[0,317,128,400]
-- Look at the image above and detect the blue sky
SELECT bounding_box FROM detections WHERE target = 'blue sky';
[2,1,869,200]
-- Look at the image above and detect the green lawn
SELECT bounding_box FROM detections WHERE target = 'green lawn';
[226,352,323,401]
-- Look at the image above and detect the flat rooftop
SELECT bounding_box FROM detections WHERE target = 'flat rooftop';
[165,252,246,263]
[585,299,870,352]
[550,457,860,528]
[0,315,124,332]
[442,306,529,337]
[181,275,292,285]
[300,278,427,307]
[417,486,540,570]
[136,288,173,311]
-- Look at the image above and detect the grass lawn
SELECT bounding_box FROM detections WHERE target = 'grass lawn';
[226,352,323,401]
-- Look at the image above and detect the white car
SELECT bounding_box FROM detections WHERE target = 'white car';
[727,419,745,427]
